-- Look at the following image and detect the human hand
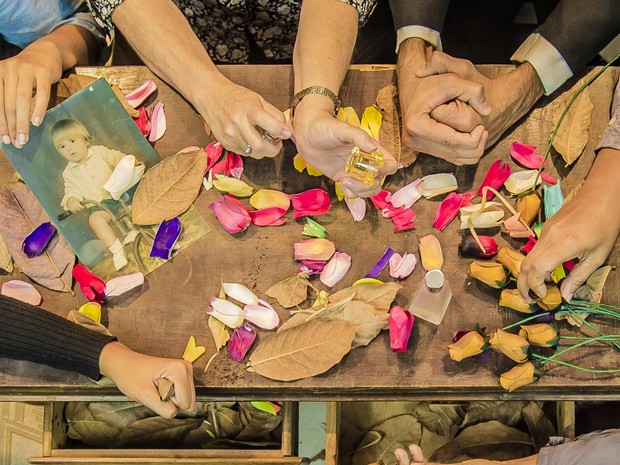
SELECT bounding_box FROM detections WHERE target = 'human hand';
[198,77,291,159]
[293,95,398,198]
[416,52,544,153]
[395,444,430,465]
[0,46,61,148]
[67,198,85,213]
[99,342,196,419]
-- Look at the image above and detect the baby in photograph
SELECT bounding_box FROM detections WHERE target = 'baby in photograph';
[53,118,140,271]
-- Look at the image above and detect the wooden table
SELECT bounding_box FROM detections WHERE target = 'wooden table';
[1,65,618,402]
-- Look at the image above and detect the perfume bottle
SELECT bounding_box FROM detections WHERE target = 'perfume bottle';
[408,269,452,325]
[345,147,384,185]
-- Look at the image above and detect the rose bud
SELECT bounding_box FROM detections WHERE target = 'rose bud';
[499,361,539,392]
[489,329,530,363]
[496,246,526,279]
[458,235,499,259]
[519,323,560,347]
[448,331,487,361]
[467,261,508,289]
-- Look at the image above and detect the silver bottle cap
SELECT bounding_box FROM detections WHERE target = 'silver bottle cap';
[425,269,445,291]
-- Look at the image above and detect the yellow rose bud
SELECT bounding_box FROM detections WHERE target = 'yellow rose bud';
[499,289,536,314]
[519,323,559,347]
[489,329,530,363]
[468,261,508,289]
[448,331,487,362]
[537,285,562,311]
[515,193,541,225]
[496,247,526,278]
[499,362,538,392]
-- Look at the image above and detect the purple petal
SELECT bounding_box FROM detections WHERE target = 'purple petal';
[365,247,395,278]
[228,323,256,362]
[149,217,182,260]
[22,222,56,258]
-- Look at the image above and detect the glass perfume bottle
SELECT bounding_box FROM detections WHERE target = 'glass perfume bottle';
[408,269,452,325]
[345,147,384,185]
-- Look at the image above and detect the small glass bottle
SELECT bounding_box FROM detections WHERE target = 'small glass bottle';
[345,147,384,185]
[408,269,452,325]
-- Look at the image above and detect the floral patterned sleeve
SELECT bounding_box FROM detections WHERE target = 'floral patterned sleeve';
[84,0,125,34]
[337,0,378,24]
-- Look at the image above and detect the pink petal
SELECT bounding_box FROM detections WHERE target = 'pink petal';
[540,172,557,185]
[228,323,256,362]
[345,197,366,222]
[210,158,228,176]
[478,160,512,200]
[504,212,531,238]
[520,236,538,255]
[563,260,575,272]
[125,79,157,108]
[209,195,251,234]
[382,203,405,219]
[294,238,336,261]
[147,102,166,142]
[370,190,391,209]
[1,280,41,306]
[248,207,287,226]
[243,303,280,330]
[392,209,416,231]
[227,152,244,179]
[388,253,417,279]
[133,107,151,136]
[510,142,545,169]
[320,252,352,287]
[389,305,414,352]
[73,264,106,303]
[299,259,327,275]
[290,188,332,218]
[433,192,464,231]
[205,141,224,172]
[390,178,422,208]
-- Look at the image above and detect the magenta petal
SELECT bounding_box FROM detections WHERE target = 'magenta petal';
[382,204,405,219]
[227,152,244,179]
[22,222,56,258]
[433,192,463,231]
[209,195,251,234]
[478,160,512,200]
[510,142,545,169]
[392,209,416,231]
[290,188,332,218]
[389,305,414,352]
[147,102,166,142]
[540,172,557,185]
[299,259,327,275]
[365,247,395,278]
[205,141,224,172]
[248,207,287,226]
[520,236,538,255]
[73,264,106,303]
[458,235,499,258]
[370,190,391,210]
[133,107,151,136]
[149,217,182,260]
[228,323,256,362]
[125,79,157,108]
[210,158,228,176]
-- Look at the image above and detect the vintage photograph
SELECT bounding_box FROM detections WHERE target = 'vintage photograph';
[3,78,210,280]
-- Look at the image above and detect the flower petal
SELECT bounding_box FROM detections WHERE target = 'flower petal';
[73,264,106,302]
[125,80,157,108]
[103,155,145,200]
[334,182,345,201]
[209,195,251,234]
[290,188,332,218]
[299,259,327,275]
[223,282,259,306]
[147,101,166,142]
[360,105,382,138]
[243,302,280,330]
[460,202,504,229]
[353,278,383,286]
[392,208,416,231]
[229,323,256,362]
[133,106,151,136]
[504,170,542,195]
[365,247,395,278]
[478,160,512,199]
[389,252,417,279]
[78,302,102,323]
[302,218,326,238]
[390,178,423,208]
[249,207,287,226]
[227,152,244,179]
[420,173,458,199]
[370,190,390,209]
[212,174,253,197]
[433,192,464,231]
[207,296,244,328]
[320,252,352,287]
[504,212,532,238]
[510,142,544,169]
[515,193,541,225]
[105,272,144,298]
[389,305,414,352]
[540,172,557,185]
[22,222,56,258]
[458,235,499,258]
[294,238,336,261]
[183,335,206,363]
[419,235,443,271]
[250,189,290,211]
[337,106,361,126]
[345,197,366,222]
[293,154,322,176]
[520,236,538,254]
[1,280,41,305]
[150,217,182,260]
[543,180,564,219]
[205,141,224,172]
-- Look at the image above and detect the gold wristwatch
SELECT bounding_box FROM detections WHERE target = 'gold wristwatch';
[291,86,341,117]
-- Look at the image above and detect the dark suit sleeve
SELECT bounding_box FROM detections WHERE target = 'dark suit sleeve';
[536,0,620,72]
[388,0,450,32]
[0,295,116,379]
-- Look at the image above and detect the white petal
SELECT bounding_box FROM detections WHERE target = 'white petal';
[345,197,366,222]
[106,272,144,297]
[223,282,259,305]
[390,178,423,208]
[243,304,280,330]
[103,155,145,200]
[203,170,214,191]
[148,102,166,142]
[320,252,352,287]
[504,170,541,195]
[389,253,417,279]
[459,202,504,229]
[125,80,157,108]
[208,297,244,328]
[1,280,41,306]
[420,173,458,199]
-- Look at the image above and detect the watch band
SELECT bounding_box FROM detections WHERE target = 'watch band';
[291,86,341,117]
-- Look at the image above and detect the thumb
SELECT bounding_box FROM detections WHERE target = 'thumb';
[408,444,426,464]
[561,258,599,302]
[141,390,178,418]
[334,121,377,153]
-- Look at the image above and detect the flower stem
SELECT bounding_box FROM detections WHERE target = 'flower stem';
[566,308,620,351]
[502,312,550,331]
[548,334,619,360]
[532,353,620,374]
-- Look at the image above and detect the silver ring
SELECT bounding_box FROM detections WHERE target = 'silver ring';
[244,145,252,157]
[258,127,281,144]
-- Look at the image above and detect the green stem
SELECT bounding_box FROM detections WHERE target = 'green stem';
[566,308,620,351]
[569,300,620,314]
[548,334,619,360]
[502,312,550,331]
[534,52,620,187]
[560,335,620,341]
[560,306,620,320]
[532,354,620,374]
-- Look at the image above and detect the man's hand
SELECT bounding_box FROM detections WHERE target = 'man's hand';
[99,342,196,419]
[416,51,544,152]
[293,95,398,198]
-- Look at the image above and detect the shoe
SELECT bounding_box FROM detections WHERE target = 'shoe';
[113,251,129,271]
[123,229,140,245]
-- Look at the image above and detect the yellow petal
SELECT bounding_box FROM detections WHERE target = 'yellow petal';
[499,289,535,314]
[337,106,361,127]
[352,278,383,286]
[306,164,322,177]
[360,105,383,138]
[79,302,102,323]
[499,362,537,392]
[496,247,526,278]
[293,154,307,173]
[489,329,529,363]
[250,189,290,211]
[419,234,443,271]
[447,331,486,361]
[468,261,508,289]
[515,193,541,225]
[335,182,345,201]
[519,323,559,347]
[183,335,206,363]
[537,285,562,310]
[212,174,253,197]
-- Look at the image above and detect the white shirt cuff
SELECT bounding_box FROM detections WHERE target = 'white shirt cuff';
[511,33,573,95]
[396,25,442,54]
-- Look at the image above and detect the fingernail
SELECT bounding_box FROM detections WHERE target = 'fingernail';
[18,133,27,145]
[1,135,10,145]
[32,116,41,126]
[281,129,292,139]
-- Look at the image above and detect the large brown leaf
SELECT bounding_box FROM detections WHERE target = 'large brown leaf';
[0,183,74,292]
[377,84,417,167]
[131,149,208,225]
[334,300,389,348]
[522,402,556,451]
[455,421,534,460]
[0,233,13,273]
[57,75,139,117]
[352,415,422,465]
[265,273,311,308]
[67,310,112,336]
[330,282,401,312]
[462,401,528,428]
[552,87,593,166]
[247,319,355,381]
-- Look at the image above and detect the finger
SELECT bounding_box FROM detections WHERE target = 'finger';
[393,448,411,465]
[441,74,490,116]
[4,68,18,145]
[421,118,485,156]
[417,51,478,81]
[15,73,35,147]
[340,177,381,198]
[408,444,426,464]
[518,256,553,302]
[170,361,194,411]
[430,100,481,133]
[31,73,51,127]
[240,120,280,158]
[560,256,603,302]
[142,390,178,419]
[253,100,292,140]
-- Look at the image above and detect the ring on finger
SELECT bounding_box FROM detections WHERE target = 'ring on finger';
[257,126,281,144]
[244,144,253,157]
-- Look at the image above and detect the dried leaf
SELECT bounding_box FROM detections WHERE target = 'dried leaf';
[0,233,14,273]
[247,319,355,381]
[376,84,417,167]
[330,282,401,312]
[155,378,174,401]
[552,87,593,166]
[462,401,528,428]
[455,421,534,460]
[522,402,556,451]
[414,403,465,436]
[67,310,112,336]
[208,315,230,350]
[236,402,283,440]
[116,416,203,447]
[333,300,389,349]
[57,75,139,118]
[573,265,613,303]
[132,149,208,225]
[0,183,74,292]
[352,415,422,465]
[265,273,311,308]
